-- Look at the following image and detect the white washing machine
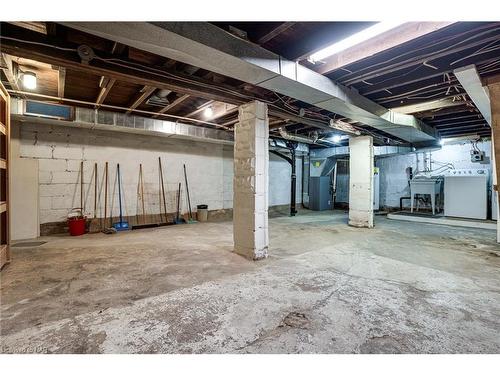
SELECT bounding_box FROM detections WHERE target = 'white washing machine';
[444,169,488,220]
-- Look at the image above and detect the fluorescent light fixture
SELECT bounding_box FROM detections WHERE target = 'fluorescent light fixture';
[204,106,213,118]
[23,71,37,90]
[309,21,405,63]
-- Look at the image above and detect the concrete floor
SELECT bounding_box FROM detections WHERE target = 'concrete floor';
[1,210,499,353]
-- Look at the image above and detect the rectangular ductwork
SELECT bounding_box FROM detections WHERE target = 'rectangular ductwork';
[11,98,234,145]
[62,22,438,144]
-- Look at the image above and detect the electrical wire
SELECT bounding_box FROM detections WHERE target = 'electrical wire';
[341,26,500,85]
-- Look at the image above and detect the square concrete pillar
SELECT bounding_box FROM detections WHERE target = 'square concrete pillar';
[349,136,374,228]
[233,101,269,260]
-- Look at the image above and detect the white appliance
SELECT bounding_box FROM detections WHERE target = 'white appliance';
[492,185,498,221]
[444,169,488,220]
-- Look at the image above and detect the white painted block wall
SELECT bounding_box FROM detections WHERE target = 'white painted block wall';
[349,136,374,228]
[376,141,492,208]
[14,121,299,228]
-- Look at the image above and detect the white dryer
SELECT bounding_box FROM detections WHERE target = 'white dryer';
[444,169,488,220]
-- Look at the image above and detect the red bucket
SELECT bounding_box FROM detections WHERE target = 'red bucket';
[68,209,87,236]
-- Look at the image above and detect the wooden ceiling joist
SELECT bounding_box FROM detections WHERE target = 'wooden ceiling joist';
[153,94,191,118]
[258,22,295,45]
[57,67,66,98]
[0,53,20,91]
[313,22,454,75]
[95,76,116,108]
[127,85,156,114]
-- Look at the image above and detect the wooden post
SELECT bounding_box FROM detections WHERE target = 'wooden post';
[80,161,84,212]
[94,162,98,219]
[0,81,11,269]
[488,82,500,242]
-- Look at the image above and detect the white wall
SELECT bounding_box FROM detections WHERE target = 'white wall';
[376,141,492,208]
[10,123,39,240]
[13,121,299,228]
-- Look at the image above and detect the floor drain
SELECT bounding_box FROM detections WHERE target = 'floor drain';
[279,312,310,329]
[12,241,47,248]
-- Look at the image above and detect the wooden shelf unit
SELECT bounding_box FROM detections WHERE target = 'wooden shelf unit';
[0,82,10,270]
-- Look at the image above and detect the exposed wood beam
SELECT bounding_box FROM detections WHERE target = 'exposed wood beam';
[153,94,191,118]
[391,97,468,114]
[9,21,47,34]
[126,85,156,114]
[490,82,500,242]
[0,53,20,91]
[490,83,500,189]
[418,105,478,119]
[483,74,500,87]
[111,41,126,55]
[95,76,116,108]
[257,22,295,45]
[57,67,66,98]
[0,25,246,105]
[313,22,454,74]
[342,33,500,87]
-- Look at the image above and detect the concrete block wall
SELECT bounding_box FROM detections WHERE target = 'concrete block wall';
[13,120,300,237]
[376,140,492,209]
[17,122,225,226]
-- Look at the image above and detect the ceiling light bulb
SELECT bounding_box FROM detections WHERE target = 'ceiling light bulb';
[23,71,37,90]
[309,21,405,62]
[204,106,213,118]
[332,135,342,143]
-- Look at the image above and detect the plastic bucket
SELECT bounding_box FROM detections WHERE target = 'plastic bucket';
[197,204,208,222]
[68,216,87,236]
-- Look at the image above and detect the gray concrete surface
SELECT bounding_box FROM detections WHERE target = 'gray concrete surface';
[1,210,499,353]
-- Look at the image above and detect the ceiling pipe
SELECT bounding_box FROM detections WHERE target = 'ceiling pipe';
[278,127,318,144]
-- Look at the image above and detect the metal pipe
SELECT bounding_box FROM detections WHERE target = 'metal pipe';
[290,145,297,217]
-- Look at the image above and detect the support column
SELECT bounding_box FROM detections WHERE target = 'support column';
[489,82,500,243]
[233,101,269,260]
[349,136,374,228]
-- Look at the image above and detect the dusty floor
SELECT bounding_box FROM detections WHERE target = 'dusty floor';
[1,210,499,353]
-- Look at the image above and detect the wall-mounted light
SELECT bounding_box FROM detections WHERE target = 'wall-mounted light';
[22,71,37,90]
[204,106,213,118]
[439,139,445,146]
